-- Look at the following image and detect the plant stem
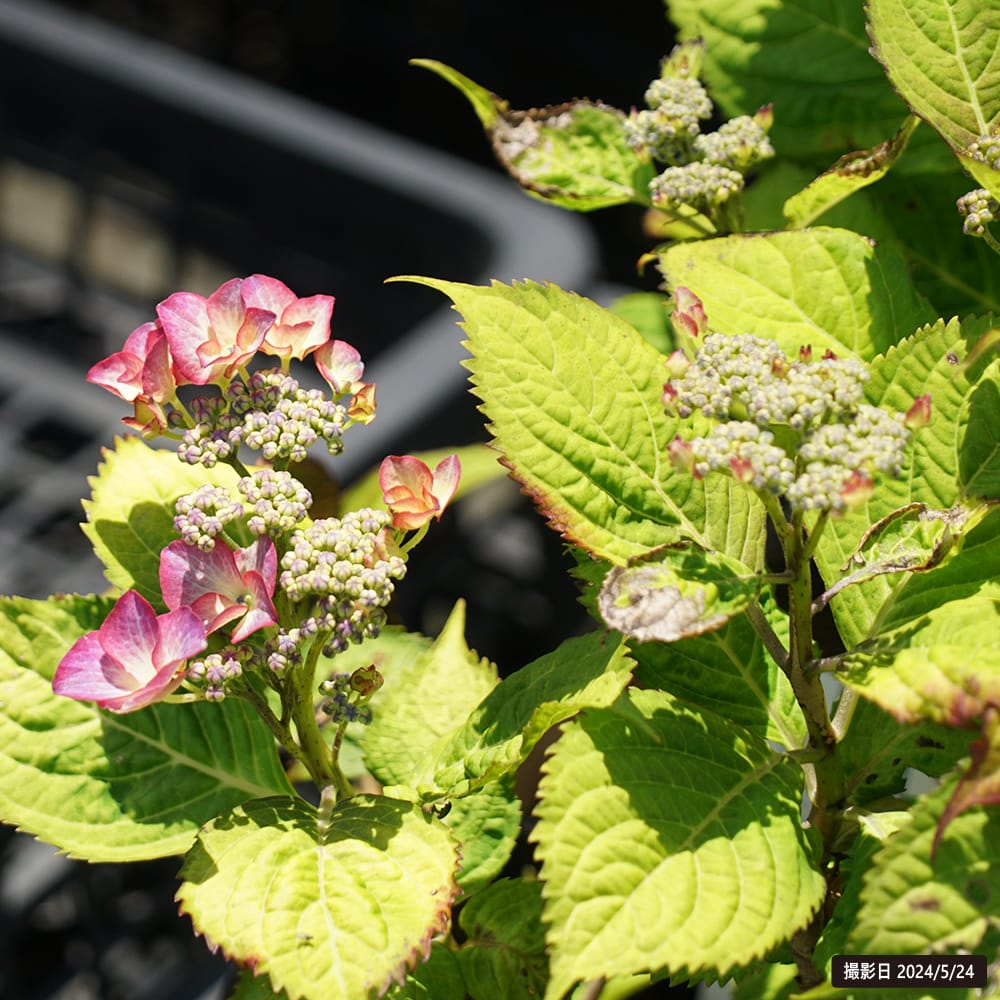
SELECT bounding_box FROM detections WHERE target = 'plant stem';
[784,511,844,833]
[983,227,1000,256]
[236,685,302,762]
[780,508,845,988]
[290,638,352,799]
[744,599,788,669]
[800,510,829,564]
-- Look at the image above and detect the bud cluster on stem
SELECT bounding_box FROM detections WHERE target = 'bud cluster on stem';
[661,290,932,952]
[663,320,917,515]
[623,43,774,231]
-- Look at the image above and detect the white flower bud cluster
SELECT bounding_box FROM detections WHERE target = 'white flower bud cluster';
[264,628,302,675]
[238,469,313,536]
[665,334,911,512]
[278,509,406,656]
[230,370,349,463]
[187,649,244,702]
[178,397,240,467]
[624,77,713,163]
[624,58,774,219]
[279,509,406,606]
[957,188,999,238]
[649,162,744,213]
[173,485,244,550]
[692,422,796,492]
[644,77,714,119]
[668,333,869,428]
[783,463,864,513]
[968,132,1000,168]
[797,404,908,476]
[693,116,774,172]
[177,368,350,467]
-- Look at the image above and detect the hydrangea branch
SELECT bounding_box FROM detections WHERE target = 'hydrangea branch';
[60,274,460,799]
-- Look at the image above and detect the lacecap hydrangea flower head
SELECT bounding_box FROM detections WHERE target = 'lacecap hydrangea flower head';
[56,275,460,717]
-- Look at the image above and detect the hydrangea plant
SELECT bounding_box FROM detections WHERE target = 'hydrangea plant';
[2,1,1000,999]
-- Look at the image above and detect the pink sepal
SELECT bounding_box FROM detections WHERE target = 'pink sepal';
[243,274,335,360]
[87,323,176,428]
[314,339,364,394]
[157,280,274,386]
[52,591,206,713]
[379,454,461,530]
[159,538,278,641]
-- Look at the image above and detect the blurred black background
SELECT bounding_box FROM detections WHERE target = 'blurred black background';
[50,0,676,286]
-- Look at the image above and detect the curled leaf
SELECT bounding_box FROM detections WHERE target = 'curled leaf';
[413,59,653,209]
[783,116,919,228]
[818,500,998,612]
[934,707,1000,854]
[598,543,757,643]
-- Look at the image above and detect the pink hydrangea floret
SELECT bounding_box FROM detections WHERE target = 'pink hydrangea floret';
[52,591,206,713]
[156,278,275,385]
[379,454,461,530]
[241,274,335,360]
[86,321,176,435]
[314,339,364,394]
[159,537,279,642]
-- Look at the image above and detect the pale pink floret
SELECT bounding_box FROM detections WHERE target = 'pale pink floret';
[157,279,275,385]
[87,321,176,434]
[159,537,279,643]
[314,339,364,394]
[379,454,461,530]
[53,591,206,714]
[242,274,335,360]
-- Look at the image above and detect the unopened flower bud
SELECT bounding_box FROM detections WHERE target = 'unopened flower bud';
[694,115,774,172]
[350,664,384,697]
[904,393,932,430]
[348,382,376,425]
[668,436,698,476]
[729,456,756,484]
[840,470,875,510]
[957,188,999,237]
[664,349,692,378]
[662,382,680,413]
[753,103,774,133]
[671,287,707,340]
[650,162,744,214]
[968,133,1000,169]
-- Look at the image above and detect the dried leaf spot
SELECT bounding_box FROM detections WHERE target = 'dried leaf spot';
[599,564,729,643]
[495,115,543,161]
[495,108,574,162]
